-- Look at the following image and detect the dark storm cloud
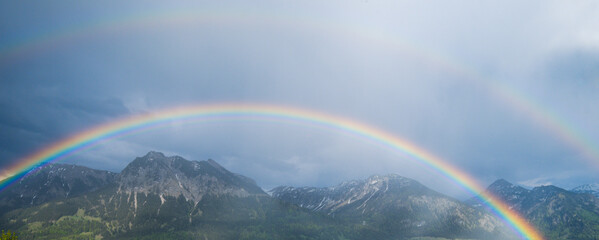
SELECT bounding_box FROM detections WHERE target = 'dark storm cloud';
[1,0,599,198]
[0,85,130,167]
[544,50,599,88]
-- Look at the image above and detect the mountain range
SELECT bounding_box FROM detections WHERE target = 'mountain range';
[571,183,599,198]
[271,174,511,239]
[0,163,115,215]
[466,179,599,239]
[1,151,598,239]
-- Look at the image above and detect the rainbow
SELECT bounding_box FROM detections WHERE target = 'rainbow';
[1,8,597,169]
[0,103,542,239]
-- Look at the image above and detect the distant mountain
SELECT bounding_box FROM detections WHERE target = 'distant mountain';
[5,152,599,239]
[464,179,530,209]
[468,179,599,240]
[0,163,116,214]
[272,174,516,239]
[0,152,360,240]
[118,151,266,202]
[571,183,599,198]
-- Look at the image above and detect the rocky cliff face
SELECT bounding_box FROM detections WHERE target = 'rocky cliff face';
[272,174,515,239]
[0,163,116,213]
[1,152,277,239]
[11,152,599,239]
[468,179,599,239]
[117,151,266,203]
[272,174,430,214]
[466,179,530,209]
[571,183,599,198]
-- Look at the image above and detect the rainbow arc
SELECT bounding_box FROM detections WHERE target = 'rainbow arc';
[0,103,543,240]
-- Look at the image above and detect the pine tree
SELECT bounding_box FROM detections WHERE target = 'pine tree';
[0,230,17,240]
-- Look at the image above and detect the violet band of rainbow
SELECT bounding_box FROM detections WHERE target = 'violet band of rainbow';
[1,9,596,169]
[0,103,543,240]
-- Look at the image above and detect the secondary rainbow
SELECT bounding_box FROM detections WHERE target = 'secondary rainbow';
[0,103,543,239]
[1,8,597,169]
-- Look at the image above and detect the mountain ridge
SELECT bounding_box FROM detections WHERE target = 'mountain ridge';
[272,173,515,239]
[468,178,599,239]
[117,151,266,203]
[2,152,599,239]
[571,183,599,198]
[0,163,116,214]
[0,151,517,239]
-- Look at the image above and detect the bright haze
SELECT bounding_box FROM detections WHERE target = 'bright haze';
[1,1,598,199]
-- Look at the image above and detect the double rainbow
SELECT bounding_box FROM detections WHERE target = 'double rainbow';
[2,7,579,239]
[1,8,596,167]
[0,103,542,239]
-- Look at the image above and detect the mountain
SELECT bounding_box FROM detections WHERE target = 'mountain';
[0,163,116,214]
[468,179,599,240]
[7,152,599,239]
[272,174,516,239]
[465,179,530,209]
[571,183,599,198]
[0,152,360,240]
[117,151,266,202]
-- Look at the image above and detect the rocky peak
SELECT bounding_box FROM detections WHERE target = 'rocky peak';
[271,174,435,215]
[488,178,512,188]
[528,185,569,201]
[0,163,116,214]
[118,151,266,203]
[532,184,565,192]
[571,183,599,198]
[466,179,530,211]
[487,179,529,198]
[487,179,525,192]
[144,151,166,159]
[573,183,599,191]
[366,174,415,187]
[467,179,599,238]
[206,159,227,173]
[272,174,512,238]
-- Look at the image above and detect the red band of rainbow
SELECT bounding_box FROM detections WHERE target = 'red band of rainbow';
[0,103,543,239]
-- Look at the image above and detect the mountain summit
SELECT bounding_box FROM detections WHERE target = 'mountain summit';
[118,151,266,202]
[468,179,599,239]
[470,178,530,209]
[0,163,115,214]
[5,153,599,239]
[1,152,279,239]
[571,183,599,198]
[271,174,434,215]
[272,174,514,239]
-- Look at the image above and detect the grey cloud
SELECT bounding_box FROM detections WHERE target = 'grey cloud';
[2,1,599,199]
[544,50,599,89]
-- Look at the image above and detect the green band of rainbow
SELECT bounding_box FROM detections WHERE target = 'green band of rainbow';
[2,9,596,168]
[0,103,542,239]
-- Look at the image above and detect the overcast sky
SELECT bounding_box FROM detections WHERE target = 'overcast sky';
[1,0,598,199]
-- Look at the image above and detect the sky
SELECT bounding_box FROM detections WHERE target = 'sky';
[1,0,599,199]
